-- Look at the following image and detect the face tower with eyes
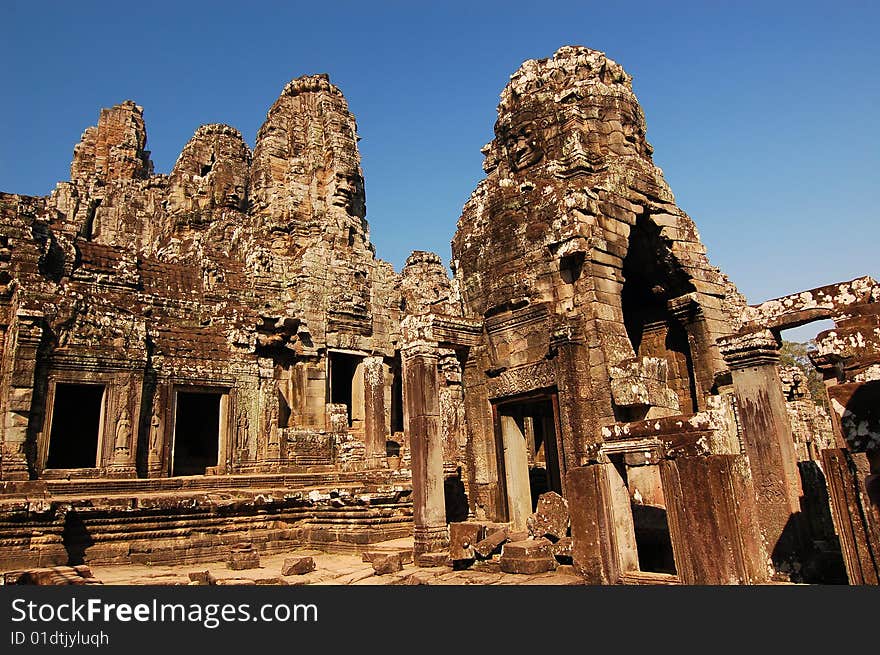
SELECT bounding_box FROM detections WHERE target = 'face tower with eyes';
[250,74,367,231]
[503,116,545,172]
[326,169,365,218]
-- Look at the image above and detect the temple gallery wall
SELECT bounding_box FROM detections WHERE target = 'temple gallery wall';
[1,46,877,585]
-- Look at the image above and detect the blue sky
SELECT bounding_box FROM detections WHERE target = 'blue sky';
[2,1,877,340]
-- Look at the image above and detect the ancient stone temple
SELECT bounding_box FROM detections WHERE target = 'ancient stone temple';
[401,46,879,584]
[1,47,877,585]
[0,75,412,568]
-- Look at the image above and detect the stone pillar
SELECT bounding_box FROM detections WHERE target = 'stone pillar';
[661,454,771,584]
[568,464,617,584]
[1,311,43,480]
[719,330,804,572]
[146,385,166,478]
[550,326,592,476]
[363,356,386,466]
[402,342,448,563]
[107,378,138,478]
[667,294,719,407]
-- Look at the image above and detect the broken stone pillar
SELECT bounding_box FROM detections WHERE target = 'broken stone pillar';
[499,538,557,574]
[363,356,386,466]
[527,491,569,540]
[402,340,448,564]
[719,330,804,573]
[449,521,486,563]
[820,448,880,584]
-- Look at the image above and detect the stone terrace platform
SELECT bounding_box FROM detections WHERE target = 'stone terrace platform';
[87,538,585,586]
[0,472,413,570]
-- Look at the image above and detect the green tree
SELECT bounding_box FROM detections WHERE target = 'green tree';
[779,340,827,408]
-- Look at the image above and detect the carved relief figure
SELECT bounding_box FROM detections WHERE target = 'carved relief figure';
[149,399,162,454]
[268,400,280,448]
[114,407,132,452]
[236,410,250,451]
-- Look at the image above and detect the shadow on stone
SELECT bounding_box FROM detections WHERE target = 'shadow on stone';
[444,468,469,523]
[62,511,94,566]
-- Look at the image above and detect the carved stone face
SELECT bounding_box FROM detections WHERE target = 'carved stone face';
[326,169,364,217]
[167,129,250,214]
[329,171,357,211]
[503,117,544,172]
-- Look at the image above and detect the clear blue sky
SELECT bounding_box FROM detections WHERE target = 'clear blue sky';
[2,1,877,340]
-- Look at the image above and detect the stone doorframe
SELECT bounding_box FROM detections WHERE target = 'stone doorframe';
[167,385,231,477]
[490,387,565,529]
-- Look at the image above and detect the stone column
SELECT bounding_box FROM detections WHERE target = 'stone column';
[1,311,43,480]
[550,325,592,477]
[362,356,386,466]
[402,341,448,564]
[667,294,717,407]
[719,330,804,572]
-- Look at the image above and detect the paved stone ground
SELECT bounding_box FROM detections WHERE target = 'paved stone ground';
[89,538,584,586]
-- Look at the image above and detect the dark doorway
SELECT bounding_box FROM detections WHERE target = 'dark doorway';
[621,213,699,414]
[277,390,291,429]
[172,391,221,476]
[46,383,104,469]
[328,352,362,427]
[390,353,404,434]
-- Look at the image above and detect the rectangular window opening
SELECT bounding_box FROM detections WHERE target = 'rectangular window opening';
[390,352,404,434]
[172,391,221,476]
[328,352,363,428]
[46,383,105,469]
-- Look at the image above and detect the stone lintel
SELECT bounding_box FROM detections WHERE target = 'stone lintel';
[739,276,879,332]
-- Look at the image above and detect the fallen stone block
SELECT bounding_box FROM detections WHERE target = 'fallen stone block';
[472,559,502,574]
[362,548,413,565]
[371,553,403,575]
[8,566,102,585]
[500,538,557,574]
[215,578,257,586]
[415,551,450,567]
[551,536,573,563]
[254,577,287,585]
[527,491,570,540]
[449,521,486,561]
[187,570,216,585]
[474,527,508,558]
[281,556,316,576]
